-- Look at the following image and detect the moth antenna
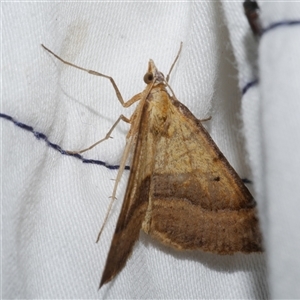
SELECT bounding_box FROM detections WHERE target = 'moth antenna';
[166,42,183,82]
[96,135,135,243]
[165,81,178,100]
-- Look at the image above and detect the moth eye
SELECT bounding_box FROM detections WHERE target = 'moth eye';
[143,72,154,84]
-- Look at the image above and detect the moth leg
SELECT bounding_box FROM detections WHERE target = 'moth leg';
[66,114,130,155]
[96,134,134,243]
[41,44,143,153]
[199,116,212,122]
[41,44,141,108]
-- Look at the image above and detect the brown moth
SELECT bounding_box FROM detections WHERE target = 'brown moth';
[42,43,262,289]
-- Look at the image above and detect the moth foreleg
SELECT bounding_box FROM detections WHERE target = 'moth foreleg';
[41,44,141,108]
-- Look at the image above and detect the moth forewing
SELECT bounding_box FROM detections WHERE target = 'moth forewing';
[96,83,155,242]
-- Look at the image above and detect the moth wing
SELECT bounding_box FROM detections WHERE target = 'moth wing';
[145,97,262,254]
[100,103,154,287]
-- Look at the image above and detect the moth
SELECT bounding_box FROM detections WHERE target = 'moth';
[243,0,262,36]
[42,43,262,289]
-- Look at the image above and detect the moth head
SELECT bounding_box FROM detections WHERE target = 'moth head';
[143,59,165,85]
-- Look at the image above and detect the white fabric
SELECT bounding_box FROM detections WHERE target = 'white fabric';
[223,2,300,299]
[3,1,298,298]
[259,3,300,299]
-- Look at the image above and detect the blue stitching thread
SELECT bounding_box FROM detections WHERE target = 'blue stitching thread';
[262,20,300,36]
[242,79,259,95]
[1,112,251,183]
[0,113,130,170]
[242,19,300,95]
